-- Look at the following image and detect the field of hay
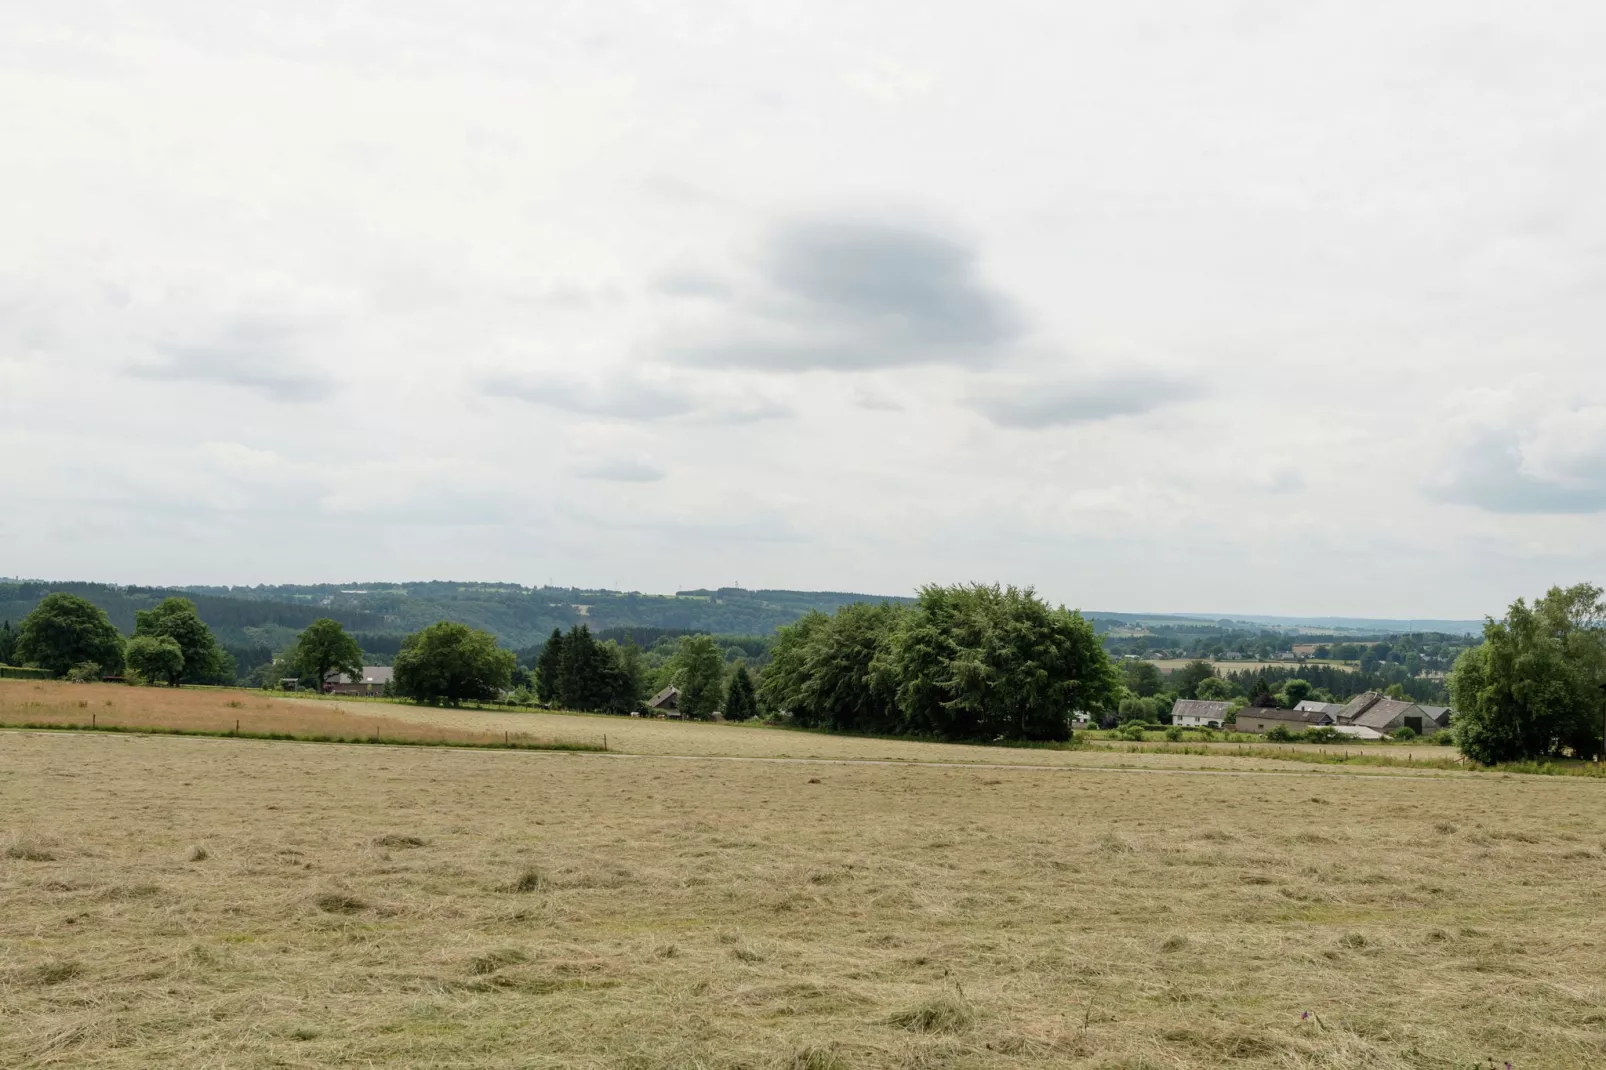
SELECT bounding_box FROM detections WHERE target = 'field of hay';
[5,729,1606,1068]
[0,679,601,750]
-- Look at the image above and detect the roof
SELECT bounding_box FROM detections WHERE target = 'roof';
[1331,724,1384,740]
[1336,691,1384,723]
[1241,707,1332,724]
[648,685,679,708]
[1295,700,1344,716]
[1417,705,1453,725]
[335,666,393,685]
[1353,696,1423,731]
[1171,699,1232,720]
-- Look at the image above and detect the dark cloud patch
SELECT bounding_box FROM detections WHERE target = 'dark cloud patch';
[1429,430,1606,514]
[577,459,665,483]
[664,215,1023,370]
[968,374,1201,428]
[125,317,324,401]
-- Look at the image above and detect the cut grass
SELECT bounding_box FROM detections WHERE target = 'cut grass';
[6,731,1601,1068]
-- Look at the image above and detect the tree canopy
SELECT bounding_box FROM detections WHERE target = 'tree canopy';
[134,597,230,685]
[724,663,758,721]
[0,620,17,666]
[125,634,186,686]
[393,621,516,705]
[1450,583,1606,764]
[290,618,365,690]
[16,593,124,676]
[671,634,726,720]
[761,584,1117,742]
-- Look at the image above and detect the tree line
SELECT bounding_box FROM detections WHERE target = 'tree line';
[757,584,1117,742]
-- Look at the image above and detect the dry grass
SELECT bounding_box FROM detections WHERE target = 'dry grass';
[0,679,600,750]
[4,730,1606,1068]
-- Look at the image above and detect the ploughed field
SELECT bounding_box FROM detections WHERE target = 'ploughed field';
[4,730,1605,1068]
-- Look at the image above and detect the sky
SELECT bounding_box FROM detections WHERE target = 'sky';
[3,1,1605,618]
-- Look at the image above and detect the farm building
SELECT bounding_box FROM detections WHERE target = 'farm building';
[648,686,681,717]
[1295,700,1345,717]
[1234,706,1334,734]
[326,666,393,696]
[1336,692,1450,736]
[1170,699,1232,727]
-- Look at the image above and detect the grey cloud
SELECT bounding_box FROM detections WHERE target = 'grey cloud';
[664,216,1023,371]
[126,318,325,402]
[482,369,790,424]
[968,374,1201,428]
[656,270,732,300]
[577,459,666,483]
[483,371,695,421]
[1429,430,1606,514]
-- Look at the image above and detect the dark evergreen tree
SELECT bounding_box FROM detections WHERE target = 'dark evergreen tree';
[724,664,758,721]
[0,620,16,666]
[535,628,565,703]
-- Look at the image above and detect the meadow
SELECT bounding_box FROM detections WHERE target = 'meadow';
[4,698,1606,1068]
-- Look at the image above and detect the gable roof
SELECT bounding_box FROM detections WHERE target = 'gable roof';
[1336,691,1384,723]
[1352,696,1423,731]
[1417,705,1453,725]
[1171,699,1232,720]
[1242,707,1332,725]
[1295,700,1344,716]
[648,685,679,708]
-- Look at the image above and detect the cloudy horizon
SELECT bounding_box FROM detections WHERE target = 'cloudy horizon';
[4,2,1605,619]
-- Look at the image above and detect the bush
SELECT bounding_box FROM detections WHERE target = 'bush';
[1305,726,1341,744]
[1117,723,1147,742]
[63,662,102,683]
[1392,725,1418,741]
[1265,725,1294,743]
[1164,726,1183,742]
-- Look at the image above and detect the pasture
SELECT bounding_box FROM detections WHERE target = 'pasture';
[5,721,1606,1068]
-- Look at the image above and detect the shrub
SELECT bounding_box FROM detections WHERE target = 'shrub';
[1164,726,1183,742]
[1393,726,1418,741]
[64,661,102,683]
[1265,725,1293,743]
[1305,726,1341,744]
[1117,723,1147,742]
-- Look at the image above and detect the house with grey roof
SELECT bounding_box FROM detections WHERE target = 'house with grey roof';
[1295,700,1345,717]
[1336,692,1447,736]
[1170,699,1232,727]
[1235,706,1335,734]
[327,666,394,696]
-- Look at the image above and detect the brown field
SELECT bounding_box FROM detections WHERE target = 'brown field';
[0,679,601,750]
[5,726,1606,1068]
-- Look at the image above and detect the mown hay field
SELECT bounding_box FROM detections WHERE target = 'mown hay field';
[4,730,1605,1068]
[0,679,600,750]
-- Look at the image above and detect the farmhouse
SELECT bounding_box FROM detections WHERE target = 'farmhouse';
[327,666,393,696]
[1234,706,1334,734]
[1170,699,1232,727]
[1336,692,1449,736]
[648,685,681,718]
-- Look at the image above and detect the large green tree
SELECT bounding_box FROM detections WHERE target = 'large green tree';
[125,634,185,687]
[0,620,17,666]
[723,663,758,721]
[16,593,124,676]
[889,584,1118,741]
[671,634,726,720]
[289,618,364,690]
[393,621,516,706]
[1172,659,1217,700]
[1451,583,1606,764]
[134,597,229,685]
[1123,660,1163,698]
[534,628,565,703]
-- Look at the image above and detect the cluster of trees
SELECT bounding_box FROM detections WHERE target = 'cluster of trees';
[533,626,647,713]
[1450,583,1606,764]
[758,584,1117,742]
[3,592,236,686]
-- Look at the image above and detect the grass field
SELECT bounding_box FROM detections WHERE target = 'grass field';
[0,680,603,751]
[5,706,1606,1067]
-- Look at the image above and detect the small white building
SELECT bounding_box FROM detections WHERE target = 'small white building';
[1170,699,1233,728]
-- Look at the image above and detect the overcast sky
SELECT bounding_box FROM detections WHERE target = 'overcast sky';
[3,1,1605,618]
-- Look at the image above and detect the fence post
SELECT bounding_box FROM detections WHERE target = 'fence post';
[92,713,96,729]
